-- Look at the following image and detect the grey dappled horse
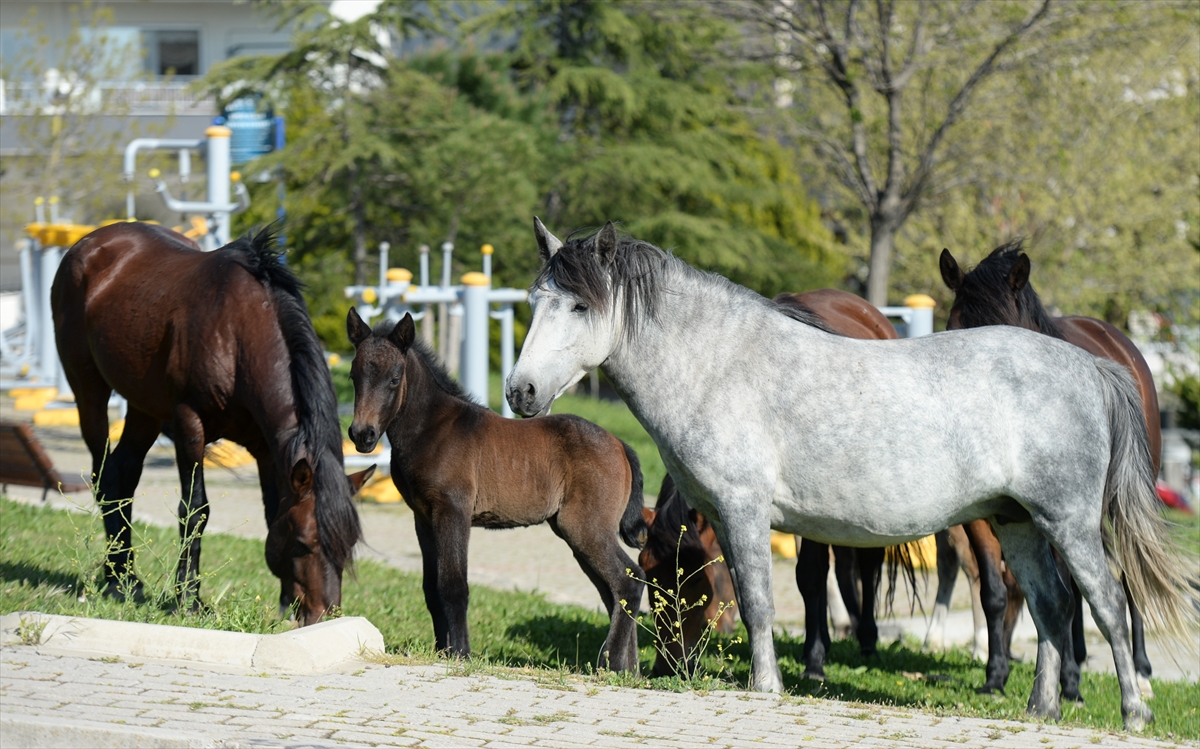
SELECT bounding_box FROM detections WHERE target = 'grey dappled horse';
[506,219,1192,732]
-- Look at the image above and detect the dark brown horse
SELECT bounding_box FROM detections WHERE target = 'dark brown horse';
[940,241,1159,699]
[346,309,647,671]
[638,289,916,679]
[52,223,367,625]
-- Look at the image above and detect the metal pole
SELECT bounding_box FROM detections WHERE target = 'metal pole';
[18,239,38,364]
[460,272,490,408]
[499,304,514,417]
[379,241,390,290]
[903,294,936,337]
[481,243,493,280]
[38,245,59,383]
[418,244,433,347]
[438,241,453,360]
[205,125,232,245]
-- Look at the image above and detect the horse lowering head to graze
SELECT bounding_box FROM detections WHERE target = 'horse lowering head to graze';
[52,222,368,626]
[347,310,647,671]
[507,217,1191,731]
[940,241,1164,700]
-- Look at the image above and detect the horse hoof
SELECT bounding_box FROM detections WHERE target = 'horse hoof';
[801,669,825,682]
[1124,703,1154,733]
[102,577,145,603]
[975,684,1005,696]
[1026,705,1062,723]
[1063,692,1084,706]
[1137,674,1155,700]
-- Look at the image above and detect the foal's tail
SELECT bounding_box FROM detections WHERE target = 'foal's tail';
[1096,359,1195,640]
[619,440,648,549]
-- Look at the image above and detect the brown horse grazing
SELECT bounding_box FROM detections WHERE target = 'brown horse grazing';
[638,289,917,680]
[346,309,647,671]
[52,223,368,625]
[940,241,1159,699]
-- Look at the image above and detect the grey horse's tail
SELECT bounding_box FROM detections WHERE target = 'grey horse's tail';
[619,440,648,549]
[1096,359,1195,639]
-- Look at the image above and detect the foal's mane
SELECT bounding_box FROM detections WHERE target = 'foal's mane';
[226,226,361,568]
[961,240,1066,340]
[372,320,478,405]
[537,227,837,337]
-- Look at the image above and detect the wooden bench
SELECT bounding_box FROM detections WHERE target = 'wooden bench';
[0,421,90,500]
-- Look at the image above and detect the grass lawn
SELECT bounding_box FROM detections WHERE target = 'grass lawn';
[2,496,1196,739]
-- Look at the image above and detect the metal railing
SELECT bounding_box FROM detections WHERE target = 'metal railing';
[0,79,216,116]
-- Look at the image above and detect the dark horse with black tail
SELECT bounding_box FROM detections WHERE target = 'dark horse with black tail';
[346,310,647,671]
[940,240,1158,699]
[52,223,369,625]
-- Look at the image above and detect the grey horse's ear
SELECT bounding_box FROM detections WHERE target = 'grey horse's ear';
[1008,253,1030,293]
[939,249,963,292]
[347,306,371,347]
[533,216,563,263]
[595,221,618,267]
[388,312,415,352]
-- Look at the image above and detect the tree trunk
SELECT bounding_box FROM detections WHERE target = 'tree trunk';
[351,173,368,286]
[866,216,897,307]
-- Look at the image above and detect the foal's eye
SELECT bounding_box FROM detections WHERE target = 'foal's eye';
[573,303,589,313]
[389,378,400,387]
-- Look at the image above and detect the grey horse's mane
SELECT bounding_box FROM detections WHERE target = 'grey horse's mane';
[536,228,837,340]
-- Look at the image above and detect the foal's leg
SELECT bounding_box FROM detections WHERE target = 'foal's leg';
[413,514,451,652]
[833,545,862,635]
[708,494,783,693]
[431,499,472,657]
[924,529,958,653]
[796,539,831,679]
[856,547,885,658]
[549,513,644,673]
[1054,552,1083,703]
[172,406,210,610]
[990,521,1073,722]
[964,519,1013,694]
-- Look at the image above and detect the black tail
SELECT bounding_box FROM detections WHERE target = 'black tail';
[619,441,647,549]
[880,542,927,617]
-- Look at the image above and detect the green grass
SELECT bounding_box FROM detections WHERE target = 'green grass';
[2,496,1196,739]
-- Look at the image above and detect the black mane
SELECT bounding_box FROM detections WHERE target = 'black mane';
[644,476,711,577]
[227,226,361,569]
[771,295,840,335]
[957,239,1066,340]
[537,227,837,338]
[372,320,477,405]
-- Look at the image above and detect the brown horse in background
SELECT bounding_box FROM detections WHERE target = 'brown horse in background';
[346,310,647,671]
[940,241,1159,699]
[52,223,367,625]
[639,289,919,679]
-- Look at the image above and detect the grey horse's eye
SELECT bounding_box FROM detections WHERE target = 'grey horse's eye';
[573,303,589,313]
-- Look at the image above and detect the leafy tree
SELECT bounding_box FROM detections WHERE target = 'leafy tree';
[468,0,844,296]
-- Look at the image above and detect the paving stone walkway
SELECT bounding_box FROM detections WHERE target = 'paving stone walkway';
[0,644,1189,749]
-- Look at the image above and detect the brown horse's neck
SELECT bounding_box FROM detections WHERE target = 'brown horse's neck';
[385,350,475,456]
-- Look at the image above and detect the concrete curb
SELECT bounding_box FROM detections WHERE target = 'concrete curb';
[0,612,383,674]
[0,715,344,749]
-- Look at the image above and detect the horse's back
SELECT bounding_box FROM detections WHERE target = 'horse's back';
[53,223,281,421]
[790,289,899,341]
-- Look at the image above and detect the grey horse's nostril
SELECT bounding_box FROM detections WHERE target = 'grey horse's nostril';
[525,383,536,398]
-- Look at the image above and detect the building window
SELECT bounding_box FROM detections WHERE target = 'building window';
[142,30,200,77]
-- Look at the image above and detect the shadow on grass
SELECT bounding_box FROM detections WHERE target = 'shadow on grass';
[0,560,80,593]
[500,614,614,670]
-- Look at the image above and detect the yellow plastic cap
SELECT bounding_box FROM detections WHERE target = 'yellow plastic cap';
[48,196,59,204]
[34,197,44,205]
[148,168,161,178]
[205,125,232,138]
[327,353,341,367]
[462,272,489,287]
[905,294,937,309]
[386,268,413,282]
[230,171,241,182]
[481,244,494,255]
[361,287,378,304]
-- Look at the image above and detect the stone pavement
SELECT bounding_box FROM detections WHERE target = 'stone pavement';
[0,644,1189,749]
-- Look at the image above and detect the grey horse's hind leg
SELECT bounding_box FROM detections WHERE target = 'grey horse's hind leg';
[708,507,783,693]
[990,520,1072,722]
[1046,524,1153,731]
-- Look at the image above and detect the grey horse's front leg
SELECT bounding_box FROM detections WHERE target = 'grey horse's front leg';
[708,498,783,693]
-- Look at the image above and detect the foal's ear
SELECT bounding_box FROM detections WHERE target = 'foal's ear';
[1008,253,1031,293]
[595,221,618,267]
[641,507,657,528]
[290,458,314,496]
[347,307,371,347]
[388,312,416,352]
[939,249,964,292]
[347,465,376,493]
[533,216,563,263]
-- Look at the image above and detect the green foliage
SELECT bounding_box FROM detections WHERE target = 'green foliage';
[1168,375,1200,431]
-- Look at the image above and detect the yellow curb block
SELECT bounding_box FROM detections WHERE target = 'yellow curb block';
[9,387,56,399]
[358,473,403,504]
[204,440,256,469]
[32,408,79,427]
[14,395,55,411]
[771,532,797,559]
[108,419,125,444]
